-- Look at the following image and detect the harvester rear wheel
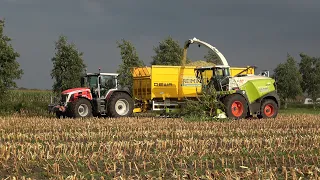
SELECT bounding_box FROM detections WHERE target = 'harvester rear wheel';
[258,99,278,119]
[223,94,248,119]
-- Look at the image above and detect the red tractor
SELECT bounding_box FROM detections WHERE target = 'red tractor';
[48,71,134,118]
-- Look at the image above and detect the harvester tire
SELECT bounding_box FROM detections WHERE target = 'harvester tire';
[258,99,278,119]
[223,94,248,119]
[107,92,134,118]
[69,98,93,118]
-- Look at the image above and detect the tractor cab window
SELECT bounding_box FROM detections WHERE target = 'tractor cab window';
[99,75,117,97]
[89,76,98,89]
[81,75,98,89]
[100,75,117,89]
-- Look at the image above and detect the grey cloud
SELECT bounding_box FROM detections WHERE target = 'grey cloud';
[0,0,320,89]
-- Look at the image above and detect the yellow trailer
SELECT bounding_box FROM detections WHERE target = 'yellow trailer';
[132,65,255,112]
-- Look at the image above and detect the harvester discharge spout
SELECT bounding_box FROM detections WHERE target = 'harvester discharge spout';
[182,37,229,66]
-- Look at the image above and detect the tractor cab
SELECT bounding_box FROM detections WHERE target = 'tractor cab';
[81,73,118,99]
[195,65,231,92]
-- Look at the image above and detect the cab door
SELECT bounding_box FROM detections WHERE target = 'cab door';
[99,75,117,98]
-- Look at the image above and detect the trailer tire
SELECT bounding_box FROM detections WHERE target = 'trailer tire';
[223,94,248,119]
[258,99,278,119]
[107,92,134,117]
[69,98,93,118]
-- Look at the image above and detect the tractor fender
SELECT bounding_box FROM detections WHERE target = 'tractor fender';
[105,89,133,104]
[65,96,93,118]
[67,96,94,109]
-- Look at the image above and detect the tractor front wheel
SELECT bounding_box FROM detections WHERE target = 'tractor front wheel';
[223,94,248,119]
[258,99,278,119]
[69,98,93,118]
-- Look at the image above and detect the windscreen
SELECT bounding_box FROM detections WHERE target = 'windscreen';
[81,75,98,89]
[100,75,116,89]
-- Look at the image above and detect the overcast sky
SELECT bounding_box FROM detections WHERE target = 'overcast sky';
[1,0,320,89]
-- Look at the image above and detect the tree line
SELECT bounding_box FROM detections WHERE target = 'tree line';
[273,53,320,109]
[0,19,318,109]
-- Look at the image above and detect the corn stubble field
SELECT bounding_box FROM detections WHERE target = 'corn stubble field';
[0,114,320,179]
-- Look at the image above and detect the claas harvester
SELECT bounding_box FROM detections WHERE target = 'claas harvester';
[48,37,279,119]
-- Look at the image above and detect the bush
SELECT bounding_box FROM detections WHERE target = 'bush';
[181,85,227,121]
[0,89,54,117]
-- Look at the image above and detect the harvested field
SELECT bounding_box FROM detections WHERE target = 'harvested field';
[0,114,320,179]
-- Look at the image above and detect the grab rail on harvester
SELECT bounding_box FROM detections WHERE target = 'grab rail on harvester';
[234,66,257,77]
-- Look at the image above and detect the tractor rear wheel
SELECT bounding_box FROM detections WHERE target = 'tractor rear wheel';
[107,92,134,117]
[223,94,248,119]
[258,99,278,119]
[69,98,93,118]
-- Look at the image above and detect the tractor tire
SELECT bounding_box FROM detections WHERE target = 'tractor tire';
[107,92,134,118]
[258,99,278,119]
[223,94,248,119]
[69,98,93,118]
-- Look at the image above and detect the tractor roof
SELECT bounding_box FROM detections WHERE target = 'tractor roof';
[86,72,118,76]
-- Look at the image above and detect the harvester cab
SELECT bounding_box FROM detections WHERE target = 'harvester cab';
[195,65,231,92]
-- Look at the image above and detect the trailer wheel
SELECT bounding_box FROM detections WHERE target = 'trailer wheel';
[108,92,134,117]
[223,94,248,119]
[69,98,93,118]
[258,99,278,119]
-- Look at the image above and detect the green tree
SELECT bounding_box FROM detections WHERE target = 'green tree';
[50,35,86,95]
[298,53,320,108]
[116,39,144,91]
[204,50,219,64]
[273,53,302,109]
[0,19,23,100]
[151,36,191,65]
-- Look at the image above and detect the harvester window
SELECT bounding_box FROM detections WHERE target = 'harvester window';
[215,69,223,77]
[202,70,212,86]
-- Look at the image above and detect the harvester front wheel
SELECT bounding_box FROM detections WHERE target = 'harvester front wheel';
[258,99,278,119]
[107,92,134,117]
[223,94,248,119]
[69,98,93,118]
